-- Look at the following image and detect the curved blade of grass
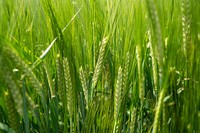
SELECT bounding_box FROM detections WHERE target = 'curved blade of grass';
[31,5,83,70]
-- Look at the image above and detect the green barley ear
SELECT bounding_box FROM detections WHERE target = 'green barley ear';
[145,0,163,66]
[63,57,74,116]
[25,93,37,118]
[4,91,20,132]
[79,66,88,109]
[181,0,191,58]
[136,45,144,103]
[122,52,130,97]
[91,37,108,99]
[114,66,123,120]
[113,66,123,133]
[4,47,45,105]
[63,57,74,133]
[148,30,158,96]
[56,54,64,102]
[146,0,164,91]
[152,89,165,133]
[130,107,137,133]
[4,73,23,116]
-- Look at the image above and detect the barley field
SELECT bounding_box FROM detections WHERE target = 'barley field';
[0,0,200,132]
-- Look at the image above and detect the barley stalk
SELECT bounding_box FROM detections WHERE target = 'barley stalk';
[162,102,167,132]
[152,89,165,133]
[43,62,55,97]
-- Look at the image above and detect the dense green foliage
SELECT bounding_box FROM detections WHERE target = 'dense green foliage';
[0,0,200,132]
